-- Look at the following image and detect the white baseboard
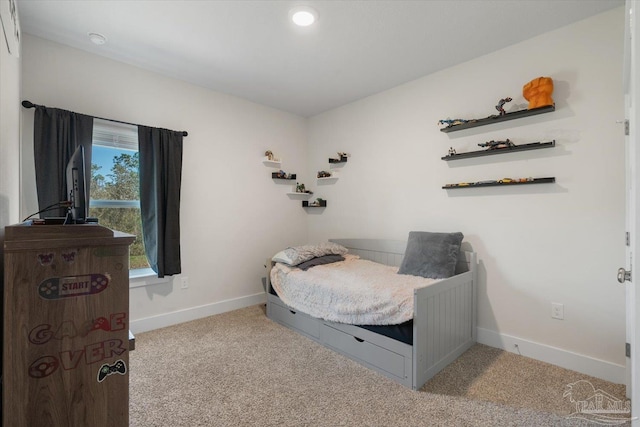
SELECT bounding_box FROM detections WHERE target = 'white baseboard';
[477,327,625,384]
[130,292,267,334]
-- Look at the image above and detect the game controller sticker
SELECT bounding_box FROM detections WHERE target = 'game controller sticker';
[88,317,111,334]
[38,273,110,300]
[37,253,54,266]
[28,356,60,379]
[97,359,127,382]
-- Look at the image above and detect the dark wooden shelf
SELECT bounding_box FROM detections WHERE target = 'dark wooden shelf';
[443,177,555,189]
[272,173,296,180]
[303,200,327,207]
[442,140,555,161]
[440,105,555,133]
[329,157,348,164]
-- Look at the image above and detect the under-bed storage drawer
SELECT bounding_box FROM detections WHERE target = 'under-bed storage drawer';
[268,299,321,340]
[321,324,407,381]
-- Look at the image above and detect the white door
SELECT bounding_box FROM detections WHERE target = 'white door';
[625,1,640,424]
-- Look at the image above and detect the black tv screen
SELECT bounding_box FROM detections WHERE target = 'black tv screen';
[66,145,87,224]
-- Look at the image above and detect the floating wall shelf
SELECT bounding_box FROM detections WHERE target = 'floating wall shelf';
[262,157,281,167]
[287,192,312,199]
[329,157,348,164]
[303,200,327,207]
[442,140,556,161]
[439,105,555,133]
[272,173,296,180]
[443,177,555,189]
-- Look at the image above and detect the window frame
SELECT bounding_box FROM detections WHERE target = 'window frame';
[90,119,169,285]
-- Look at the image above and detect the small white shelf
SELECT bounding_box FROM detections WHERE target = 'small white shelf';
[286,192,312,199]
[262,157,281,167]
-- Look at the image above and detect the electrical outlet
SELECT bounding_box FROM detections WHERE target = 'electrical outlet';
[551,302,564,320]
[181,276,189,289]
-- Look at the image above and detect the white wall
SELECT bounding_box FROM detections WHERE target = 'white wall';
[19,7,628,382]
[20,34,309,328]
[0,9,21,229]
[0,0,21,378]
[307,8,626,379]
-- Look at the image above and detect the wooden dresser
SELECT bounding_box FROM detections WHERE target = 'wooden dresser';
[2,223,134,427]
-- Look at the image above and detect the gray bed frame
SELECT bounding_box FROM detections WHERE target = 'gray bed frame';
[266,238,477,390]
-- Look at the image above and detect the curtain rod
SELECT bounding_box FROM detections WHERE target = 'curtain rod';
[21,100,188,137]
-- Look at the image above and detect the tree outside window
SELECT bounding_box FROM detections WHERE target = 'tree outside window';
[89,121,149,270]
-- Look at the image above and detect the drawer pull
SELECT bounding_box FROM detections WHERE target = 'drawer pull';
[289,310,296,314]
[354,337,364,343]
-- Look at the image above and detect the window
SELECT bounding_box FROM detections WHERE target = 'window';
[90,119,149,271]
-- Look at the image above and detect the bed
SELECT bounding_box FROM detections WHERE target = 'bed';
[265,236,477,390]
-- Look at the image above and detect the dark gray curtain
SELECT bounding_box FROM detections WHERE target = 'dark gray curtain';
[33,107,93,217]
[138,126,183,277]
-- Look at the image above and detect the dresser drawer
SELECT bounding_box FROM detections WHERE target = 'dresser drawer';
[321,324,407,380]
[269,299,321,340]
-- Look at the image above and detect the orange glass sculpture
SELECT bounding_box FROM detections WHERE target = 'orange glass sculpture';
[523,77,554,109]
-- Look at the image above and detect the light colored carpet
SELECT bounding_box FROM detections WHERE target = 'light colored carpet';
[424,343,626,419]
[129,305,629,426]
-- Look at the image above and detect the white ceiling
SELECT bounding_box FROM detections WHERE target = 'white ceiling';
[17,0,623,117]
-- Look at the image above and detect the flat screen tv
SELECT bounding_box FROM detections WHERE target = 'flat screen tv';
[66,145,87,224]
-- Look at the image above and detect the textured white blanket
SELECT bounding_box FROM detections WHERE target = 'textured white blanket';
[270,255,438,325]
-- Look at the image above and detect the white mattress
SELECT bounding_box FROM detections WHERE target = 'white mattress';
[270,254,439,325]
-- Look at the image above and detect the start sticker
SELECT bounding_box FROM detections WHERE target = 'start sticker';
[38,274,110,300]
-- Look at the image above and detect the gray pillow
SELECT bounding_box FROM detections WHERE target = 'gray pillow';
[272,242,348,266]
[398,231,464,279]
[296,254,345,271]
[454,250,469,274]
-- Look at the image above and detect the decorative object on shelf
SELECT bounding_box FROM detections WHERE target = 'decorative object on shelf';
[478,138,516,150]
[329,152,350,163]
[272,170,296,180]
[438,118,471,127]
[447,147,457,157]
[495,97,512,116]
[264,150,280,162]
[317,170,332,178]
[439,105,555,133]
[262,150,281,167]
[443,177,554,189]
[523,76,554,110]
[441,140,555,161]
[304,198,327,207]
[294,182,313,194]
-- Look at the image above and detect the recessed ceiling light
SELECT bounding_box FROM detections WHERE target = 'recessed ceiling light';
[289,6,318,27]
[88,32,107,45]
